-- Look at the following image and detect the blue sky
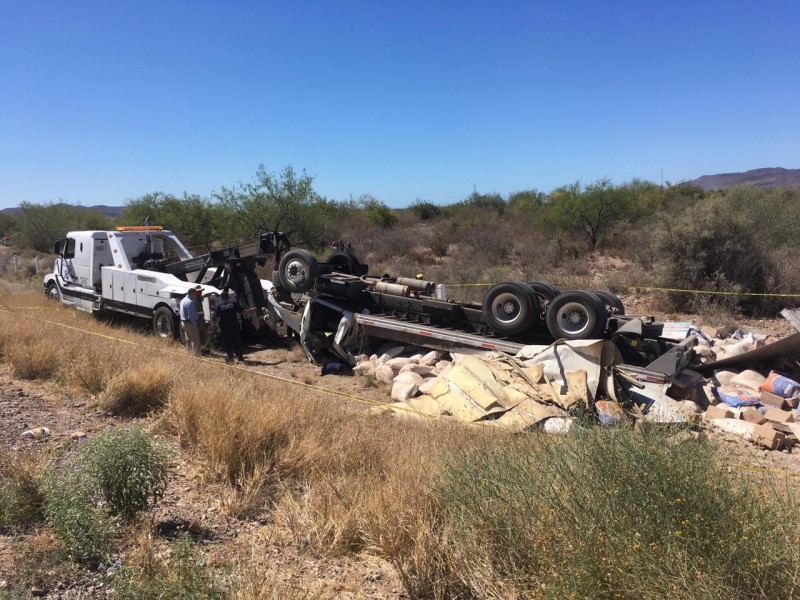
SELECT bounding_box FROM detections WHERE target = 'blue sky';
[1,0,798,209]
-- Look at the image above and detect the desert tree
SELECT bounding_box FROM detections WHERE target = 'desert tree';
[121,193,220,247]
[215,165,335,249]
[551,178,632,248]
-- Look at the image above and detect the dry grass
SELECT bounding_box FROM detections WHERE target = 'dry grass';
[0,449,45,532]
[0,291,526,594]
[60,338,125,395]
[100,363,175,416]
[0,287,184,393]
[3,284,797,597]
[0,311,61,380]
[168,376,299,485]
[166,359,470,583]
[215,465,275,520]
[6,338,60,380]
[227,547,345,600]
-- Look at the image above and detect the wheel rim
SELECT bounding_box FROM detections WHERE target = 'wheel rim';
[154,313,172,338]
[556,301,591,335]
[490,292,523,325]
[284,258,309,287]
[47,286,59,301]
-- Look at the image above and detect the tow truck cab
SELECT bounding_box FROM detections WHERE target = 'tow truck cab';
[44,227,219,324]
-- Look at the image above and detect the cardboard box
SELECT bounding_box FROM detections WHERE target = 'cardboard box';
[705,404,734,420]
[760,391,789,410]
[768,423,797,447]
[741,408,767,425]
[752,424,785,450]
[700,325,721,339]
[764,407,795,424]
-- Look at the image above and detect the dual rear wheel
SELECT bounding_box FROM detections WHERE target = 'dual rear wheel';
[482,282,624,340]
[482,282,539,336]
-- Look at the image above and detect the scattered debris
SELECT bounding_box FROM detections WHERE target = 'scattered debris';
[21,426,50,439]
[360,308,800,451]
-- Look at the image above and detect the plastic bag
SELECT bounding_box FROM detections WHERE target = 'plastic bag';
[760,371,800,399]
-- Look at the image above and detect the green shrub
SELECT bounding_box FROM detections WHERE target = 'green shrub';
[659,200,775,314]
[0,451,44,532]
[113,534,222,600]
[42,427,171,563]
[359,195,398,229]
[42,460,114,564]
[82,426,172,521]
[435,426,800,599]
[411,200,441,221]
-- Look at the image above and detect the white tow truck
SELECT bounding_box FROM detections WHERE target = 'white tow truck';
[43,226,285,341]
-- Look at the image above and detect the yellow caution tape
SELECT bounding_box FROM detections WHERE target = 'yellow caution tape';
[11,307,800,453]
[727,462,800,480]
[444,283,800,297]
[0,307,436,419]
[632,286,800,298]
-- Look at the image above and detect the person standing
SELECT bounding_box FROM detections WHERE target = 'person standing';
[179,288,201,355]
[193,285,211,355]
[214,290,254,363]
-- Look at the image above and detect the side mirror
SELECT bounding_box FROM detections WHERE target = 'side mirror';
[53,240,62,255]
[63,238,76,259]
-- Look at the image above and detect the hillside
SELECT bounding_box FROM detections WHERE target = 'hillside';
[689,167,800,190]
[0,203,124,219]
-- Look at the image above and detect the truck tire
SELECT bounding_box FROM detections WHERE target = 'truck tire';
[590,290,625,315]
[523,283,559,327]
[153,306,179,340]
[482,282,539,336]
[45,283,61,302]
[278,250,318,293]
[525,282,561,302]
[325,251,360,275]
[546,291,608,340]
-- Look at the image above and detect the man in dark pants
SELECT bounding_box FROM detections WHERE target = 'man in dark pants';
[214,290,254,363]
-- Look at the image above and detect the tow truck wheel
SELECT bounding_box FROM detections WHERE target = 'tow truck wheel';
[278,250,318,293]
[590,290,625,315]
[153,306,179,340]
[482,282,539,336]
[546,291,607,340]
[46,283,61,302]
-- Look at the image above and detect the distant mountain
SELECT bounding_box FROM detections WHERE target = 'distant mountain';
[688,167,800,191]
[0,203,125,219]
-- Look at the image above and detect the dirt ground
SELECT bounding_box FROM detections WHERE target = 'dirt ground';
[3,290,800,598]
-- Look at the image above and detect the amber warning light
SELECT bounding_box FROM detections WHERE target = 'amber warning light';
[115,226,164,232]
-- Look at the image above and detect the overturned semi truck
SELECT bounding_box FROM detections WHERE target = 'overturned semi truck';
[44,226,691,372]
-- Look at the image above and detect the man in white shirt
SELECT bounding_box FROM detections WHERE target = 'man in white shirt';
[179,288,201,355]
